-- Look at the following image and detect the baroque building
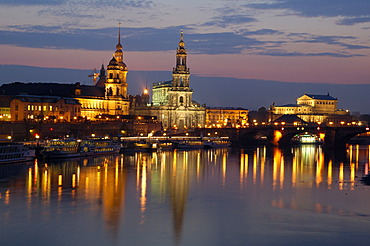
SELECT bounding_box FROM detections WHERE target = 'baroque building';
[133,32,206,130]
[270,93,351,124]
[0,27,130,121]
[10,95,81,122]
[206,107,248,128]
[82,26,130,118]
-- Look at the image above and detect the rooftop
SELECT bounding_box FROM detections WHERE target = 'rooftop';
[302,94,337,100]
[0,82,104,98]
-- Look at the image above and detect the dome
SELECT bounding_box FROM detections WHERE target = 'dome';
[109,57,118,66]
[119,61,128,71]
[179,40,185,48]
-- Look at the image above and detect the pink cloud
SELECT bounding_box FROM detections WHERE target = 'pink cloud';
[1,45,370,84]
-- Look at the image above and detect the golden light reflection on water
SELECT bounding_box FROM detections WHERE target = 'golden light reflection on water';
[2,145,370,245]
[239,151,248,186]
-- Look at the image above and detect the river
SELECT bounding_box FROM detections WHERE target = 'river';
[1,145,370,246]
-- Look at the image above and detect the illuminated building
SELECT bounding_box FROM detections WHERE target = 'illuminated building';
[95,25,130,116]
[10,95,80,122]
[133,32,206,130]
[0,27,130,121]
[0,96,11,121]
[270,93,351,124]
[206,107,248,128]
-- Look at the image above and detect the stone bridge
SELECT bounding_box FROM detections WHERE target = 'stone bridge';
[195,125,369,148]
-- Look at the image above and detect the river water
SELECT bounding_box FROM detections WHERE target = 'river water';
[1,145,370,246]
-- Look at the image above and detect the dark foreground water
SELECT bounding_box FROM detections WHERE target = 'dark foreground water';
[1,145,370,246]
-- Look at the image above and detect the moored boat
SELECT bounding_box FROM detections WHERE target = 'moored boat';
[173,139,204,149]
[291,133,323,145]
[0,141,35,164]
[203,137,232,148]
[80,139,121,156]
[41,139,83,159]
[42,138,121,158]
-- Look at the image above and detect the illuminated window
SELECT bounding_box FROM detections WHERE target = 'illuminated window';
[50,106,53,111]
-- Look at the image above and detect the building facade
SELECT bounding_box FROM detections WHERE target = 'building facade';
[206,107,248,128]
[0,96,11,121]
[10,95,81,122]
[0,27,130,122]
[133,32,206,130]
[270,93,351,124]
[86,25,130,117]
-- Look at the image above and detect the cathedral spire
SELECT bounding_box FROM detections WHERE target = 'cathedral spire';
[116,22,122,50]
[174,30,188,73]
[114,23,125,68]
[180,29,184,42]
[172,30,190,88]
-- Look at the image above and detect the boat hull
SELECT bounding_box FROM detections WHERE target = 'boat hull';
[0,142,35,164]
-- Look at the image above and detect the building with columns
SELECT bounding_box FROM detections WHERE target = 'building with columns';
[133,32,206,130]
[206,107,248,128]
[270,93,351,124]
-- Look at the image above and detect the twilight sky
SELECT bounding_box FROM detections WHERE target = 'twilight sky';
[1,0,370,84]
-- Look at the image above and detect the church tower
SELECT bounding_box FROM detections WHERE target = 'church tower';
[135,30,205,130]
[168,31,193,108]
[172,31,190,88]
[105,24,128,99]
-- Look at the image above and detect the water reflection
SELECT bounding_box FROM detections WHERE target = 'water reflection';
[1,145,370,245]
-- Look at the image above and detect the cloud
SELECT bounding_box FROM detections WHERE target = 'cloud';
[255,50,364,58]
[34,0,153,20]
[249,0,370,17]
[0,0,66,5]
[0,25,266,55]
[203,15,257,28]
[0,0,152,7]
[249,0,370,25]
[337,16,370,25]
[0,25,367,57]
[289,33,370,50]
[188,32,263,54]
[243,29,284,36]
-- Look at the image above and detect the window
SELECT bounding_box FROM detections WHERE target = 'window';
[179,96,184,104]
[15,104,18,111]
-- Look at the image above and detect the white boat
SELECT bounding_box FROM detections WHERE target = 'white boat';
[41,139,83,159]
[155,140,174,150]
[291,133,323,145]
[173,140,204,149]
[203,137,232,148]
[80,139,121,156]
[0,141,35,164]
[42,138,121,158]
